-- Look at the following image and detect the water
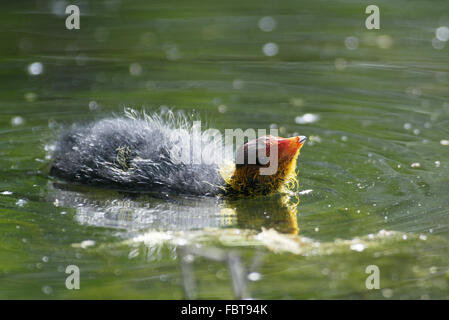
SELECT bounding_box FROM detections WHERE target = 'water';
[1,0,449,299]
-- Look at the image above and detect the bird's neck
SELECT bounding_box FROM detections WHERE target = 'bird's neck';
[221,150,300,196]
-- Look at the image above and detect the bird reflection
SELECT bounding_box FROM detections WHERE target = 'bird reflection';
[221,194,300,235]
[50,182,300,235]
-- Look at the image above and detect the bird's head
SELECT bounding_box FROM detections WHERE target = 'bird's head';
[224,135,306,196]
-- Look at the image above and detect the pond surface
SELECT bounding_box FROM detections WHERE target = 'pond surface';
[1,0,449,299]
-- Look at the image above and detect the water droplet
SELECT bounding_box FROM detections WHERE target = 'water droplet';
[382,288,393,298]
[350,243,365,252]
[298,189,313,195]
[436,26,449,42]
[51,0,67,16]
[432,38,445,50]
[16,199,28,207]
[406,87,421,97]
[262,42,278,57]
[42,286,53,295]
[295,113,320,124]
[11,116,25,126]
[24,92,37,102]
[80,240,96,249]
[27,62,43,75]
[88,101,99,111]
[289,97,304,107]
[248,272,262,281]
[129,63,142,76]
[160,274,168,281]
[308,135,322,144]
[334,58,347,71]
[258,16,276,32]
[128,248,139,259]
[218,105,227,113]
[377,35,393,49]
[344,36,359,50]
[164,43,181,61]
[232,79,244,90]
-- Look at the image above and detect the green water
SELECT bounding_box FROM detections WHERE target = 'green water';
[1,0,449,299]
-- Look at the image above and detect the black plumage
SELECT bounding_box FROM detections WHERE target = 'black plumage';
[50,109,225,196]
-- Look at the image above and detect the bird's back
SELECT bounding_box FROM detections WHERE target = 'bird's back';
[50,110,225,196]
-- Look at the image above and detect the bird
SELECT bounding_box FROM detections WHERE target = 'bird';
[50,109,306,197]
